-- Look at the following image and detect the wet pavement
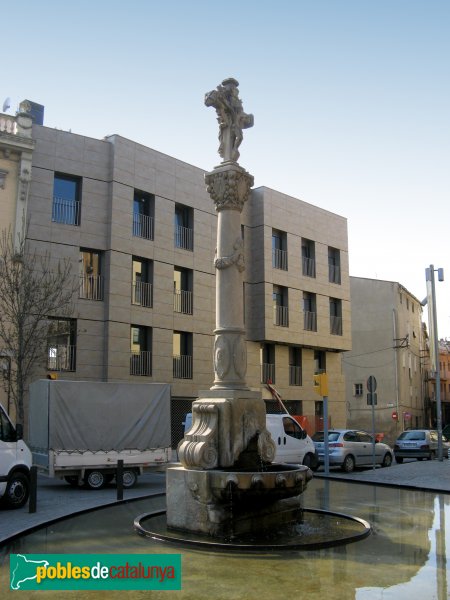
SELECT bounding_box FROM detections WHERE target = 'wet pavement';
[1,458,449,544]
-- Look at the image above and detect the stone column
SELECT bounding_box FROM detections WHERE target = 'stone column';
[206,162,253,390]
[177,80,275,471]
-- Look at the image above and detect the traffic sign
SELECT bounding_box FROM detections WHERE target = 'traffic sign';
[367,375,377,393]
[367,392,377,406]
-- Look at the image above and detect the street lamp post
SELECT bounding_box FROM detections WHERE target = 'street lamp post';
[425,265,444,461]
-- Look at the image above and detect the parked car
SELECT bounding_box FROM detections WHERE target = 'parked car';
[312,429,393,473]
[394,429,450,463]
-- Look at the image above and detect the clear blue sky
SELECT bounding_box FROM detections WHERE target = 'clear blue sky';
[4,0,450,337]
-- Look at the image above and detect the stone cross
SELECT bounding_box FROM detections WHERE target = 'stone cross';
[204,78,254,163]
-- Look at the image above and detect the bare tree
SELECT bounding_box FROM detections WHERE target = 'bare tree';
[0,227,76,424]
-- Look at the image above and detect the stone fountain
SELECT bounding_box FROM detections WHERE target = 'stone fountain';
[165,78,312,539]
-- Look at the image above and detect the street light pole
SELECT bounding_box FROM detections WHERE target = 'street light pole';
[426,265,444,461]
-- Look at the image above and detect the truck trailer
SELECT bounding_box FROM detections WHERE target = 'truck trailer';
[28,380,171,489]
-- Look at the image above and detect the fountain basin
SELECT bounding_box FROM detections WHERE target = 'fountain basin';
[166,463,312,538]
[209,463,313,503]
[135,508,371,551]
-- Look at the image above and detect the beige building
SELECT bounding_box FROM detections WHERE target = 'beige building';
[344,277,425,444]
[0,106,35,416]
[6,117,351,442]
[424,338,450,428]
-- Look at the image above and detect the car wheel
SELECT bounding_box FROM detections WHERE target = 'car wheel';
[396,456,403,464]
[382,453,392,468]
[121,469,138,489]
[84,470,106,490]
[342,455,355,473]
[3,473,30,509]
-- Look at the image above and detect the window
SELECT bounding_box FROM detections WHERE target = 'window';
[354,383,363,396]
[273,285,289,327]
[174,267,193,314]
[0,408,14,442]
[174,203,193,251]
[283,417,305,440]
[52,173,81,225]
[328,247,341,284]
[132,257,153,307]
[314,350,326,374]
[133,190,154,240]
[130,325,152,376]
[272,229,288,270]
[261,343,275,384]
[173,331,193,379]
[302,238,315,277]
[47,318,76,371]
[303,292,317,331]
[330,298,343,335]
[289,347,302,386]
[79,249,103,300]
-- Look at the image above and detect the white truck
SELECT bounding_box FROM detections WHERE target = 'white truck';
[0,403,32,509]
[28,380,171,490]
[183,412,318,470]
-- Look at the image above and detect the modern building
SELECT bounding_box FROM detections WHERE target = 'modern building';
[344,277,425,444]
[1,107,352,442]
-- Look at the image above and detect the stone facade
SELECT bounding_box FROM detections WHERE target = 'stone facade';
[19,124,351,439]
[344,277,425,444]
[0,108,35,417]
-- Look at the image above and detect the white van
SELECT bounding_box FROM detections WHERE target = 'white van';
[0,404,32,509]
[266,414,318,470]
[183,413,318,470]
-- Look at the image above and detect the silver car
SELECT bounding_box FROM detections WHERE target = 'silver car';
[394,429,450,462]
[312,429,393,473]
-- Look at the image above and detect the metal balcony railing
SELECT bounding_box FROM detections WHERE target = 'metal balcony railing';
[330,315,343,335]
[133,213,154,240]
[173,290,193,314]
[274,305,289,327]
[130,351,152,376]
[52,198,81,226]
[272,248,288,270]
[79,275,104,301]
[329,264,341,284]
[173,355,193,379]
[47,345,76,371]
[304,311,317,331]
[132,281,153,308]
[289,365,302,386]
[174,225,193,251]
[261,363,275,384]
[302,256,316,277]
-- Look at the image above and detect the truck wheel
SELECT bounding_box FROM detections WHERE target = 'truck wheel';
[84,470,106,490]
[3,473,30,509]
[122,469,138,489]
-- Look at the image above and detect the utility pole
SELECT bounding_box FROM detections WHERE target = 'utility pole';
[425,265,444,461]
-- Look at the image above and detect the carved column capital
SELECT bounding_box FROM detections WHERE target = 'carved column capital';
[205,164,254,212]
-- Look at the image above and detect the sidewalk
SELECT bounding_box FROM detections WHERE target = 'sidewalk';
[0,471,167,544]
[314,457,450,493]
[1,459,449,544]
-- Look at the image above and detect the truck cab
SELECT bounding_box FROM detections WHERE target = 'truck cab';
[0,404,32,508]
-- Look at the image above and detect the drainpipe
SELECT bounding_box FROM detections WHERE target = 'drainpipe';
[392,309,400,432]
